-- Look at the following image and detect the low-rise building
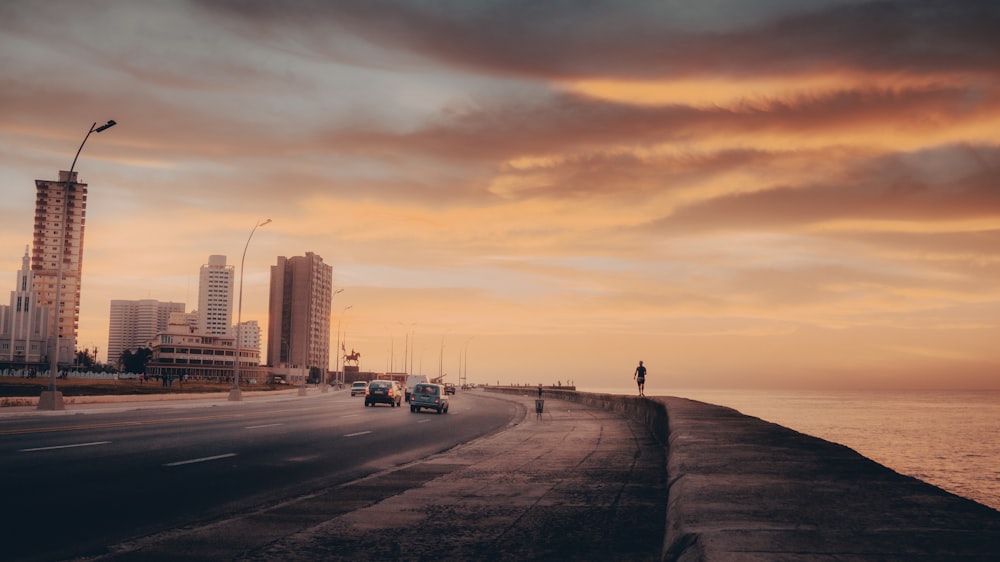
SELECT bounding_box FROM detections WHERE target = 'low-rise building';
[145,313,269,384]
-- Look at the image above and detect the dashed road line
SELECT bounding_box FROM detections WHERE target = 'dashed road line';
[164,453,237,467]
[19,440,111,452]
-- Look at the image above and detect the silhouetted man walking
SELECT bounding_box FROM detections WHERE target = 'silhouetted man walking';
[634,360,646,396]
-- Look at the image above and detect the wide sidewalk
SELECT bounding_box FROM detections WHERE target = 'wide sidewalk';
[239,390,667,561]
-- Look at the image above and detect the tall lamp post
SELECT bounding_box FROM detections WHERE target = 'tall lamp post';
[298,295,309,395]
[461,337,473,389]
[317,288,344,391]
[39,120,117,411]
[229,218,271,402]
[336,303,352,384]
[398,321,415,374]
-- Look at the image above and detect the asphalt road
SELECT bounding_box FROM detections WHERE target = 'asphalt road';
[1,389,516,561]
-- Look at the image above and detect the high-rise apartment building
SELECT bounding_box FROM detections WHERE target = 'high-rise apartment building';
[267,252,332,375]
[31,171,87,366]
[0,247,50,368]
[107,299,186,367]
[197,255,234,336]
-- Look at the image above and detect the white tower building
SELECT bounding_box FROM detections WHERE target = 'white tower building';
[0,246,50,367]
[237,319,262,365]
[197,255,234,336]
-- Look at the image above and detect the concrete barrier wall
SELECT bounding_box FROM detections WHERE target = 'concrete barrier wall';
[484,386,667,444]
[484,387,1000,560]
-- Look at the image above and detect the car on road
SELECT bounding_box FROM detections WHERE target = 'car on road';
[350,381,368,396]
[365,380,403,407]
[410,383,449,414]
[444,382,456,395]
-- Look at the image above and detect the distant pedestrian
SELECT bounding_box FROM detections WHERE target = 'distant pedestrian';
[634,361,646,397]
[536,384,544,419]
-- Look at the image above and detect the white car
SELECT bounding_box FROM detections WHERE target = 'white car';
[404,374,428,402]
[350,381,368,396]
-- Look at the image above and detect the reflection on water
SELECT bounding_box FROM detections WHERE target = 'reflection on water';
[585,386,1000,511]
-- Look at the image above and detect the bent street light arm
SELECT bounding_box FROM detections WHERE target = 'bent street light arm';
[69,120,117,179]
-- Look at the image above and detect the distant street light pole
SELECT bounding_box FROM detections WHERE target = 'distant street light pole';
[438,336,445,381]
[229,218,271,402]
[461,337,473,388]
[298,290,310,395]
[318,288,344,391]
[398,321,415,374]
[336,304,352,384]
[39,120,117,411]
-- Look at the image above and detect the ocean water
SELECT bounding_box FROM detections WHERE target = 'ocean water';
[583,386,1000,512]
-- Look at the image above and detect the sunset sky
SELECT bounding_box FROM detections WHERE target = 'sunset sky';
[2,1,998,391]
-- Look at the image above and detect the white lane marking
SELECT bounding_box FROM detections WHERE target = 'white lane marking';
[19,441,111,452]
[164,453,237,467]
[339,414,360,418]
[344,431,372,437]
[245,423,283,429]
[417,419,432,424]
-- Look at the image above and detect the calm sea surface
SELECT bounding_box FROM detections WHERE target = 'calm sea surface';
[582,386,1000,511]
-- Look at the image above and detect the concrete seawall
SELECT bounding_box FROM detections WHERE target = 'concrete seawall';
[487,387,1000,560]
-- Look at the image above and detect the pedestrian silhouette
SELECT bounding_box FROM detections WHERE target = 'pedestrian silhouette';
[634,361,646,397]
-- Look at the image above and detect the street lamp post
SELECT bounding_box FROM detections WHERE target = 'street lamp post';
[229,218,271,402]
[318,289,344,392]
[336,303,351,385]
[298,296,309,396]
[38,120,117,411]
[398,321,415,374]
[438,336,445,381]
[461,337,473,388]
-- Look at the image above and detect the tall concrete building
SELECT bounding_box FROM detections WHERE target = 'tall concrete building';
[197,255,234,336]
[31,171,88,366]
[267,252,332,377]
[0,246,50,368]
[107,299,185,367]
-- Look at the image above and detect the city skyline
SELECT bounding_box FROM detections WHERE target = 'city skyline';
[1,2,998,390]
